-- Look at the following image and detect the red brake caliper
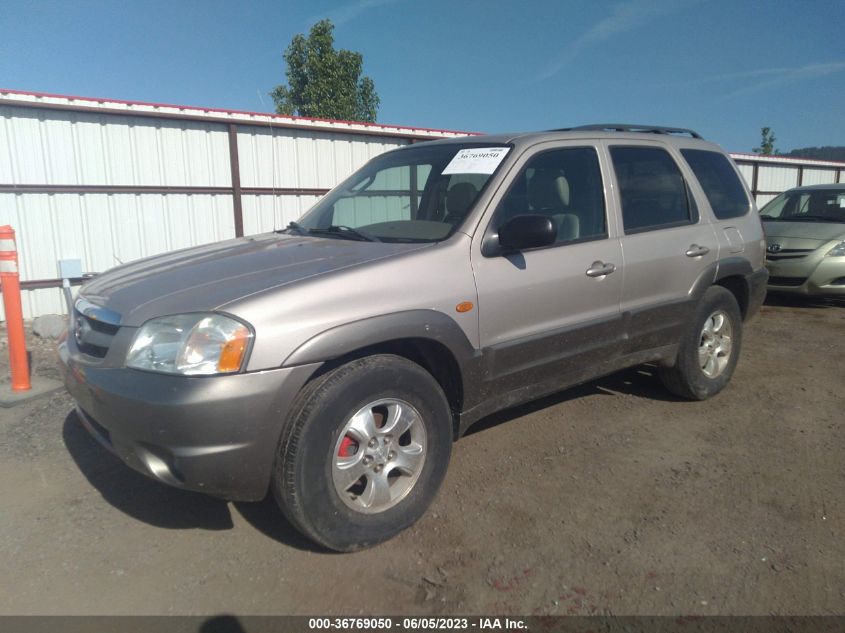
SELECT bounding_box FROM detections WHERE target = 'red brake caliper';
[338,436,358,457]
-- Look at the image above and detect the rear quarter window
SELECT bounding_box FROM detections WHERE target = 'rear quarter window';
[681,149,750,220]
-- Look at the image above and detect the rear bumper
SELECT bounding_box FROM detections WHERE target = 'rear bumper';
[60,340,318,501]
[745,267,769,320]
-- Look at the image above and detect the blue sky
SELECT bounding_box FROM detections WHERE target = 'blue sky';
[2,0,844,153]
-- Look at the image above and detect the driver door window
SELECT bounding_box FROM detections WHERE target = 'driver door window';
[496,147,608,245]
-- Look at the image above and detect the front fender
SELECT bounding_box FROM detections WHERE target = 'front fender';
[282,309,479,368]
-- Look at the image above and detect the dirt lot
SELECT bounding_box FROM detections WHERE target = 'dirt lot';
[1,295,843,616]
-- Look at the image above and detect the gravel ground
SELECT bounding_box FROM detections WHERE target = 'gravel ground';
[0,295,843,616]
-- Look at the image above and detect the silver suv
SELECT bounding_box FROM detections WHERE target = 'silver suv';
[60,124,768,551]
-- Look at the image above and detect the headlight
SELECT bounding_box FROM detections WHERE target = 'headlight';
[126,313,252,375]
[825,241,845,257]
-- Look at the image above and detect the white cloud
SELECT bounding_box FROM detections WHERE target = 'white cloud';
[308,0,403,28]
[536,0,701,81]
[713,62,845,100]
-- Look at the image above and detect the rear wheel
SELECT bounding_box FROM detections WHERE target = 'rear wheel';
[660,286,742,400]
[272,354,453,551]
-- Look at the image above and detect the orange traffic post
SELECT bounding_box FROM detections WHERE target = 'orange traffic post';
[0,225,31,392]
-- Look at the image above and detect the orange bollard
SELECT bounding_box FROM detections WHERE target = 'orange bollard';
[0,225,31,391]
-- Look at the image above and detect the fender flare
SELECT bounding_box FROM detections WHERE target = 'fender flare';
[282,309,478,368]
[688,257,753,303]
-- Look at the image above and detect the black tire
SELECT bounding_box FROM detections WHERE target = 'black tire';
[272,354,453,552]
[660,286,743,401]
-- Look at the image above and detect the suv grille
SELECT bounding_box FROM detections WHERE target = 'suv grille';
[74,311,120,358]
[768,276,807,287]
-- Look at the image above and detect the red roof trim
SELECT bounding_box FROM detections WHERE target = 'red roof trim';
[0,87,478,137]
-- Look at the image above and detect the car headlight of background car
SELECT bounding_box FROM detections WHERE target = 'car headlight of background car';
[126,313,252,375]
[825,240,845,257]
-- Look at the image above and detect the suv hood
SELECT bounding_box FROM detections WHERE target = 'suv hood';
[79,233,428,326]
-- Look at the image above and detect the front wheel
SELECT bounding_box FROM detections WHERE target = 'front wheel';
[272,354,453,551]
[660,286,743,400]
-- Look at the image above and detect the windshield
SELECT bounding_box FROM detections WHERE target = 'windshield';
[290,143,511,243]
[760,189,845,223]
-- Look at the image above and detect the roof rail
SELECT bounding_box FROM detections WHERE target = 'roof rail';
[556,124,702,139]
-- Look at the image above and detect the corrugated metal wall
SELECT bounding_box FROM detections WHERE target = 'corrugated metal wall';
[1,90,843,319]
[236,127,399,189]
[0,107,232,186]
[802,167,837,186]
[240,194,323,236]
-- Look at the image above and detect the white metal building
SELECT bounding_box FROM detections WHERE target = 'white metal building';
[1,88,843,318]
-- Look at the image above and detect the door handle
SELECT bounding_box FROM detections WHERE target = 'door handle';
[586,261,616,278]
[685,244,710,258]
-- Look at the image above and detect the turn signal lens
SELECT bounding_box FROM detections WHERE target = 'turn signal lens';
[217,326,250,372]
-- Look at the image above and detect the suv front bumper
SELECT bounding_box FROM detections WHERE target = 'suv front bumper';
[59,340,318,501]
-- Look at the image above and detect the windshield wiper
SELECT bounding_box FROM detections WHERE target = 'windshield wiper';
[279,221,309,235]
[306,225,382,242]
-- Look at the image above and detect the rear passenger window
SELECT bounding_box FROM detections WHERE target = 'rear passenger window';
[681,149,750,219]
[496,147,606,244]
[610,147,695,233]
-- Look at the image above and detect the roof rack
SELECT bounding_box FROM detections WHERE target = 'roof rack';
[556,124,702,139]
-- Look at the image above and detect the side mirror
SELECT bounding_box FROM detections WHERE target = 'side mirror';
[498,214,556,251]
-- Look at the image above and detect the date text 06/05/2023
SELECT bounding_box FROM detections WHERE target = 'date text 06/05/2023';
[307,617,528,630]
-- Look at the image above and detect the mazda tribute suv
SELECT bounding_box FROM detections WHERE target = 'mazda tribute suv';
[60,124,768,551]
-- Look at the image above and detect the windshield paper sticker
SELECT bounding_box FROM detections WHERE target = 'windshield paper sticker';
[442,147,510,175]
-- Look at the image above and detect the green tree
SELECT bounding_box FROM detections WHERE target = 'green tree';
[270,19,380,122]
[753,127,779,155]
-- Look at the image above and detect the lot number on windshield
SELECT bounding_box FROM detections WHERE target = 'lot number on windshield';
[442,147,510,175]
